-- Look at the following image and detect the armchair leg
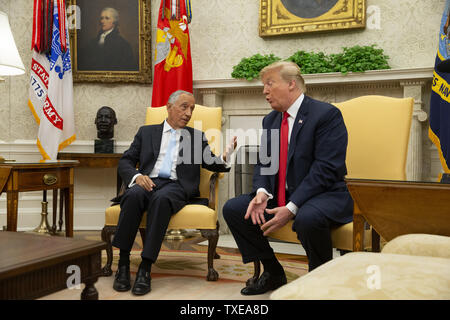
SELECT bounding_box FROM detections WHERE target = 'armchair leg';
[101,225,117,277]
[200,228,219,281]
[213,221,220,259]
[246,260,261,287]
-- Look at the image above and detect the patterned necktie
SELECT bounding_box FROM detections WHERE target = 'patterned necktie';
[277,112,289,207]
[158,129,177,178]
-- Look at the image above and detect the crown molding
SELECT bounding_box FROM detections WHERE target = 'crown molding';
[193,67,434,91]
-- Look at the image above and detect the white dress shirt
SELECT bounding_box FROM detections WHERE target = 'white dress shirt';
[129,121,181,187]
[257,93,305,216]
[98,28,114,46]
[129,120,231,187]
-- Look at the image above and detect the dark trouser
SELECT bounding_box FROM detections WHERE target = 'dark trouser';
[112,178,188,262]
[223,193,340,272]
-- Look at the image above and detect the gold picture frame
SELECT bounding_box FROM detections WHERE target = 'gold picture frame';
[259,0,366,36]
[67,0,151,83]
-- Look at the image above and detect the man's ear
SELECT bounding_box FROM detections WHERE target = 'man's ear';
[288,79,296,91]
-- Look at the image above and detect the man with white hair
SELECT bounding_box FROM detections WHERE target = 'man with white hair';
[112,90,237,296]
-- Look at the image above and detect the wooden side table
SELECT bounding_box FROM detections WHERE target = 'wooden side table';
[57,152,123,194]
[346,178,450,251]
[0,160,79,237]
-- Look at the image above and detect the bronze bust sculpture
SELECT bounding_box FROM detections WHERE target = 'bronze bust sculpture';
[95,106,117,153]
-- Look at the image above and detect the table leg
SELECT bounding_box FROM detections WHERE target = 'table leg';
[6,191,18,232]
[64,186,74,237]
[59,190,64,232]
[352,203,365,252]
[371,228,381,252]
[80,279,99,300]
[52,189,58,233]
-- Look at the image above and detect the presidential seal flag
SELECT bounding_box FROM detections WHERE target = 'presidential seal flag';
[151,0,193,108]
[28,0,75,161]
[430,0,450,174]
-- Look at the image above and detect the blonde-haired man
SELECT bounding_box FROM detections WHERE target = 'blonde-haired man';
[223,61,353,295]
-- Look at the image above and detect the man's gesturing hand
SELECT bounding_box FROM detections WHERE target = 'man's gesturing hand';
[260,206,294,236]
[136,175,156,192]
[245,192,269,225]
[222,136,238,162]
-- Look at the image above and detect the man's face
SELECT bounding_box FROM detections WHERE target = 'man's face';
[262,69,295,112]
[166,94,195,129]
[96,108,115,132]
[100,10,115,32]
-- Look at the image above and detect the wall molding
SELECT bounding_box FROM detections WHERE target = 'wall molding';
[193,67,433,91]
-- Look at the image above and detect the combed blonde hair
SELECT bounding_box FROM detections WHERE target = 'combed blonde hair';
[260,61,306,92]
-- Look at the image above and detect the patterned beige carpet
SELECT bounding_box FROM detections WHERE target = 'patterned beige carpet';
[41,246,308,300]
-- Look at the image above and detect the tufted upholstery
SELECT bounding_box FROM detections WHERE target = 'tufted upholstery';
[101,104,224,281]
[270,234,450,300]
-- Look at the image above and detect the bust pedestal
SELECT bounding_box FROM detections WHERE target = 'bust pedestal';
[95,139,114,153]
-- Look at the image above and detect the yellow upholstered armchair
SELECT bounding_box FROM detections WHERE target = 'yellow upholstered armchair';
[101,105,224,281]
[240,95,413,282]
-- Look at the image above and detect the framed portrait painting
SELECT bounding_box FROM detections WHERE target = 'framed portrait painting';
[259,0,366,36]
[67,0,151,83]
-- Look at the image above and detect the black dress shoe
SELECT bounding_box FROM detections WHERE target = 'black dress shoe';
[132,268,152,295]
[113,265,131,292]
[241,271,287,295]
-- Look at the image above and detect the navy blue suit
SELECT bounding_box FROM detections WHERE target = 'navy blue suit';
[223,95,353,271]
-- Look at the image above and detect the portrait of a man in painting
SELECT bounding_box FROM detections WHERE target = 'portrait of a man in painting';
[77,5,138,71]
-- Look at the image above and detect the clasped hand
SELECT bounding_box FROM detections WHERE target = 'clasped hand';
[136,175,156,192]
[245,192,294,236]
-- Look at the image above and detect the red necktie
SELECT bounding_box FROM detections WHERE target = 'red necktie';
[277,112,289,207]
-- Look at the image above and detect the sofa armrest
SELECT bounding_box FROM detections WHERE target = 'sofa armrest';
[381,234,450,259]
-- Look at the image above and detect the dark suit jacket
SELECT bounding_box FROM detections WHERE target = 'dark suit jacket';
[252,95,353,224]
[79,28,137,71]
[119,123,230,199]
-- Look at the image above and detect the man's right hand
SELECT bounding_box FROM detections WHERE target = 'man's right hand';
[136,175,156,192]
[245,192,269,225]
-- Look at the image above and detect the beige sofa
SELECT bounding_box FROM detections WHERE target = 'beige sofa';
[270,234,450,300]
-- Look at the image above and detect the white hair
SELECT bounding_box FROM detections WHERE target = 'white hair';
[101,7,119,25]
[167,90,194,105]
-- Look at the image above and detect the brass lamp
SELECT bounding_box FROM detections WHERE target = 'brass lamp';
[0,11,25,162]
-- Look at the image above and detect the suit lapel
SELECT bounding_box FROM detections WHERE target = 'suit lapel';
[287,96,309,165]
[152,122,164,158]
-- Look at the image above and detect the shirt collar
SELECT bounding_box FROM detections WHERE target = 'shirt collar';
[163,120,176,133]
[101,28,114,37]
[285,93,304,119]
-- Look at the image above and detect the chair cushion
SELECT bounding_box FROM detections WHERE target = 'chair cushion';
[270,252,450,300]
[268,221,372,252]
[105,204,217,230]
[382,234,450,259]
[331,222,372,251]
